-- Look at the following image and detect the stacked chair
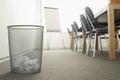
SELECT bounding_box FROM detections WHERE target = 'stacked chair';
[80,14,95,56]
[80,6,120,58]
[71,23,82,51]
[84,7,108,57]
[73,21,83,50]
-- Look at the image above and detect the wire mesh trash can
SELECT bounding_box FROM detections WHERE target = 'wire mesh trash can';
[7,25,44,73]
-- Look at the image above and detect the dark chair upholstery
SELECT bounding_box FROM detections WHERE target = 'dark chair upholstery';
[84,7,120,57]
[67,28,71,35]
[85,7,107,29]
[71,24,78,37]
[85,6,120,28]
[73,21,82,32]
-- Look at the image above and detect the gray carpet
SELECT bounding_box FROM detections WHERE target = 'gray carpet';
[0,50,120,80]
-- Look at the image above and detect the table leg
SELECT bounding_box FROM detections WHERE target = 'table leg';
[108,4,116,60]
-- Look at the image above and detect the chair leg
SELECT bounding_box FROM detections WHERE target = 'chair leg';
[79,37,82,50]
[116,32,120,51]
[93,33,97,58]
[70,38,74,51]
[90,35,93,54]
[99,36,103,54]
[86,35,91,56]
[75,38,78,51]
[86,36,89,56]
[104,34,108,50]
[82,35,87,54]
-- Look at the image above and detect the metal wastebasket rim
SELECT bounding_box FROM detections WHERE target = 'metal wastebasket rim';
[7,25,44,30]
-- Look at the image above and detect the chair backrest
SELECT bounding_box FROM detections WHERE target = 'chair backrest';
[73,21,79,29]
[85,7,94,21]
[80,14,92,32]
[71,24,78,36]
[73,21,83,32]
[67,28,71,34]
[85,7,95,29]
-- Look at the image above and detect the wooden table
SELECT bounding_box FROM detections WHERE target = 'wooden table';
[82,3,120,60]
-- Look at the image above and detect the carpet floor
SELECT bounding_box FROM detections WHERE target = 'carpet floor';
[0,50,120,80]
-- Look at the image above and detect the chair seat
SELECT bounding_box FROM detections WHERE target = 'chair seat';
[116,25,120,30]
[77,27,82,32]
[92,27,108,33]
[93,21,120,28]
[73,35,82,39]
[85,31,92,35]
[93,21,107,25]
